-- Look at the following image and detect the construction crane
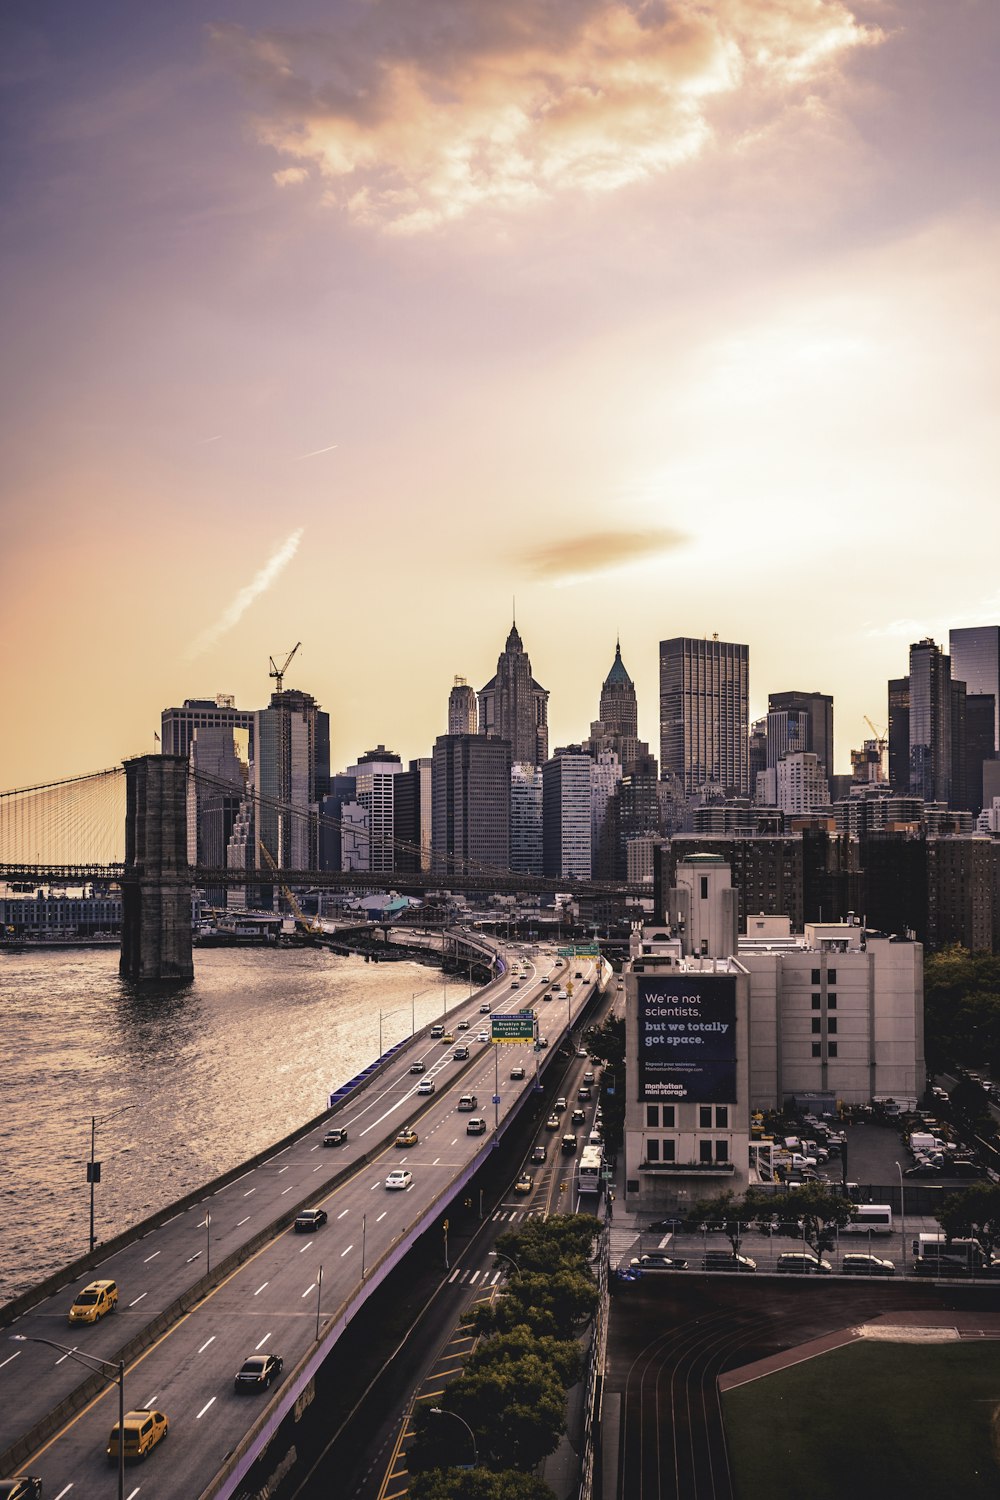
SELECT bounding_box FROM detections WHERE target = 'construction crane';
[269,642,301,694]
[864,715,888,751]
[258,838,321,938]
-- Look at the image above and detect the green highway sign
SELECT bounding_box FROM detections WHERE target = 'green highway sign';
[491,1011,536,1043]
[557,944,600,957]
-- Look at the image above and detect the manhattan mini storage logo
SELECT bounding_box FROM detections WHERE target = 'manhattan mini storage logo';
[637,975,736,1104]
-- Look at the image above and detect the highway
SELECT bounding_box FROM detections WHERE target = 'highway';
[2,943,601,1498]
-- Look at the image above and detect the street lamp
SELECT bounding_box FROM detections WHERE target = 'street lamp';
[12,1334,126,1500]
[429,1407,478,1469]
[489,1249,522,1277]
[88,1104,138,1254]
[895,1160,906,1276]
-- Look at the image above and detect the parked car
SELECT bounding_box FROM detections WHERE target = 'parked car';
[775,1251,832,1274]
[294,1209,328,1233]
[842,1254,895,1276]
[323,1127,347,1146]
[385,1169,412,1190]
[69,1279,118,1324]
[703,1252,757,1272]
[648,1216,686,1233]
[234,1352,284,1391]
[629,1253,688,1271]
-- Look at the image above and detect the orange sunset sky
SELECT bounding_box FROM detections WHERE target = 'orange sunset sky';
[2,0,999,789]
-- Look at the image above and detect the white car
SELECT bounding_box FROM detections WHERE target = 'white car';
[385,1169,412,1191]
[416,1080,435,1095]
[476,1030,490,1042]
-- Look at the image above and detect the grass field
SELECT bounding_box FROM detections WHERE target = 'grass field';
[723,1340,1000,1500]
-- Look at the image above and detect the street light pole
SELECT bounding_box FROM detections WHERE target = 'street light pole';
[895,1160,906,1276]
[12,1335,126,1500]
[429,1406,478,1469]
[206,1209,211,1276]
[88,1104,137,1255]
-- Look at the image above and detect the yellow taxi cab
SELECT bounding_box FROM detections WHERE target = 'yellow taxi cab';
[441,1032,456,1044]
[68,1279,118,1324]
[514,1173,533,1193]
[107,1409,169,1461]
[394,1127,418,1147]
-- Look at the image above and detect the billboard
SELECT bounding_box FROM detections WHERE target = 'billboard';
[637,974,736,1103]
[491,1011,536,1043]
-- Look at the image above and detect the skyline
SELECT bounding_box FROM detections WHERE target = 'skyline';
[3,1,1000,788]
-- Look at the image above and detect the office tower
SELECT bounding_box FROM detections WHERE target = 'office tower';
[479,622,549,765]
[510,762,543,875]
[432,734,511,874]
[950,626,1000,750]
[393,758,433,873]
[591,749,622,878]
[776,752,829,815]
[186,727,247,905]
[659,636,750,796]
[542,748,592,880]
[599,641,638,740]
[767,691,834,778]
[965,694,996,816]
[888,678,910,791]
[448,677,478,736]
[254,689,330,872]
[749,718,768,789]
[950,680,968,811]
[319,774,360,872]
[765,708,810,769]
[161,694,254,762]
[345,747,403,874]
[908,639,952,803]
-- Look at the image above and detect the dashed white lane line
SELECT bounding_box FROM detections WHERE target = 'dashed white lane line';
[196,1218,208,1228]
[126,1487,140,1500]
[162,1213,180,1225]
[53,1485,74,1499]
[432,1157,441,1165]
[230,1171,253,1186]
[277,1165,289,1174]
[143,1250,160,1263]
[310,1144,320,1152]
[281,1186,294,1195]
[54,1347,79,1365]
[254,1282,269,1296]
[340,1245,353,1257]
[370,1181,382,1191]
[129,1293,147,1307]
[301,1283,317,1299]
[299,1242,313,1253]
[243,1187,256,1197]
[0,1351,21,1369]
[196,1396,217,1419]
[186,1251,202,1264]
[312,1164,323,1172]
[198,1336,216,1354]
[255,1332,272,1350]
[237,1216,251,1226]
[142,1393,158,1408]
[337,1209,349,1220]
[451,1138,458,1146]
[376,1211,387,1222]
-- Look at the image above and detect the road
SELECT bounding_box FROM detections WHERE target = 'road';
[3,944,602,1497]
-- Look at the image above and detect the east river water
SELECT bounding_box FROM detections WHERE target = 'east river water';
[1,945,469,1301]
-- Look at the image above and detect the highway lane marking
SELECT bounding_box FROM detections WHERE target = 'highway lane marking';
[197,1217,208,1228]
[236,1215,251,1226]
[0,1351,21,1369]
[371,1180,382,1190]
[254,1282,269,1296]
[273,1145,292,1157]
[340,1245,353,1257]
[198,1336,216,1353]
[277,1165,289,1174]
[376,1211,387,1222]
[448,1269,460,1282]
[301,1283,317,1298]
[255,1333,272,1350]
[126,1488,140,1500]
[196,1396,217,1419]
[243,1187,257,1197]
[129,1293,147,1307]
[230,1170,254,1186]
[143,1250,160,1263]
[281,1186,295,1195]
[53,1486,73,1499]
[337,1209,349,1219]
[186,1251,203,1263]
[432,1157,440,1165]
[162,1213,180,1225]
[469,1271,480,1284]
[299,1242,313,1253]
[312,1164,323,1172]
[143,1393,158,1406]
[310,1144,320,1151]
[54,1346,79,1365]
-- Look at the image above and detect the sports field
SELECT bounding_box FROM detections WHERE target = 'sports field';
[723,1340,1000,1500]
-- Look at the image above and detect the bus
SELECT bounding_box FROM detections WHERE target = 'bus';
[842,1204,893,1235]
[576,1144,604,1195]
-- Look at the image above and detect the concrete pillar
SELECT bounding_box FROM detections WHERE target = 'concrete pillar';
[120,754,194,981]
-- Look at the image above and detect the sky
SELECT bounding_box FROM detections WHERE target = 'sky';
[2,0,999,790]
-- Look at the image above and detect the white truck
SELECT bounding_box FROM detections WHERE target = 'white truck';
[909,1131,946,1154]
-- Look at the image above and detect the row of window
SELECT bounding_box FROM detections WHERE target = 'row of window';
[812,1042,838,1057]
[811,968,837,983]
[645,1105,730,1129]
[811,1017,838,1034]
[810,993,837,1008]
[645,1139,730,1163]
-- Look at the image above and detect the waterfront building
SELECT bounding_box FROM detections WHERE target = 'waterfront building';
[659,636,750,796]
[431,734,511,875]
[479,622,549,766]
[0,893,123,937]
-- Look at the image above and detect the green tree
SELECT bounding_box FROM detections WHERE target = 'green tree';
[936,1183,1000,1262]
[495,1213,600,1275]
[924,946,1000,1075]
[751,1183,856,1257]
[583,1014,625,1151]
[464,1325,583,1391]
[410,1466,557,1500]
[688,1188,776,1255]
[468,1267,597,1340]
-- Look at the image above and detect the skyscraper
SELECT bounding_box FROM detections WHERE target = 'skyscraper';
[542,748,592,880]
[599,640,638,740]
[888,677,910,791]
[950,626,1000,750]
[345,746,403,874]
[479,622,549,765]
[431,734,511,875]
[393,757,433,873]
[767,690,834,777]
[510,762,543,875]
[908,638,952,803]
[659,636,750,796]
[254,688,330,872]
[161,694,254,761]
[448,677,478,736]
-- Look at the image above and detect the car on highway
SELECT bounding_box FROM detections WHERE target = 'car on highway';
[466,1117,487,1135]
[561,1134,578,1154]
[476,1030,490,1042]
[571,1107,586,1126]
[457,1020,470,1030]
[430,1024,445,1038]
[323,1127,348,1146]
[542,992,553,1001]
[394,1127,418,1147]
[234,1352,284,1391]
[385,1169,412,1190]
[530,1144,547,1163]
[416,1080,436,1095]
[409,1061,426,1074]
[107,1409,169,1462]
[0,1480,43,1499]
[510,1066,525,1080]
[575,1047,587,1058]
[775,1251,832,1274]
[536,1036,549,1049]
[578,1085,592,1101]
[441,1032,456,1044]
[457,1093,478,1110]
[554,1097,567,1111]
[583,1071,595,1084]
[480,1002,492,1012]
[629,1253,688,1271]
[703,1252,757,1272]
[545,1114,561,1130]
[294,1208,328,1233]
[69,1278,118,1324]
[842,1254,896,1276]
[514,1173,533,1193]
[453,1045,470,1060]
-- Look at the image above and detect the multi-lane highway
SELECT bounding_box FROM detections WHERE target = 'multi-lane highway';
[2,942,601,1498]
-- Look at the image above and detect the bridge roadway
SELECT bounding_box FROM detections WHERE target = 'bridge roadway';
[2,945,600,1498]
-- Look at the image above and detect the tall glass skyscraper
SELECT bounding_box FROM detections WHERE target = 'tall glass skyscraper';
[659,637,750,796]
[950,626,1000,751]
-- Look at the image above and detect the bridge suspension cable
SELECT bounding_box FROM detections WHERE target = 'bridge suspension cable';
[0,767,126,867]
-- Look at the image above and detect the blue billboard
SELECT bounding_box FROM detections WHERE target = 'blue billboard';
[637,974,736,1103]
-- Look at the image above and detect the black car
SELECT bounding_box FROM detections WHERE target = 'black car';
[648,1216,686,1233]
[322,1128,347,1146]
[409,1061,426,1074]
[294,1208,328,1232]
[234,1353,284,1391]
[0,1482,43,1500]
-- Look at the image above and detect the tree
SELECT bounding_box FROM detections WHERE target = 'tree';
[495,1213,600,1275]
[464,1326,583,1391]
[583,1014,625,1151]
[937,1183,1000,1262]
[688,1188,775,1255]
[410,1353,567,1473]
[467,1267,597,1340]
[410,1467,557,1500]
[923,946,1000,1076]
[751,1183,856,1257]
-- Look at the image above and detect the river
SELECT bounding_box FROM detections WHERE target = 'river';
[1,945,469,1301]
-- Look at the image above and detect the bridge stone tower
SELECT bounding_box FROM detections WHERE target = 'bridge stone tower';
[120,754,194,981]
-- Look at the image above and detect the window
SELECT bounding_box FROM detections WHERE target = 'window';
[647,1138,660,1161]
[715,1140,729,1161]
[828,1042,838,1057]
[828,1018,838,1034]
[662,1139,676,1162]
[699,1140,713,1163]
[811,1017,821,1034]
[811,994,821,1009]
[812,1042,821,1057]
[715,1106,729,1128]
[828,993,837,1008]
[699,1105,712,1128]
[701,876,709,899]
[811,968,821,984]
[646,1104,659,1128]
[662,1106,676,1128]
[827,969,837,984]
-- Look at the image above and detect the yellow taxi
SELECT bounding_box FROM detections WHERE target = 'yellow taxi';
[441,1032,456,1044]
[68,1280,118,1324]
[107,1409,169,1461]
[394,1127,418,1148]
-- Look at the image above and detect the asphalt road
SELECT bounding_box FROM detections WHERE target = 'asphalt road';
[3,944,600,1498]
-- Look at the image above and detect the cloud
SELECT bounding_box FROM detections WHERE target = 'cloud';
[186,528,304,658]
[518,526,687,581]
[212,0,881,234]
[273,166,309,187]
